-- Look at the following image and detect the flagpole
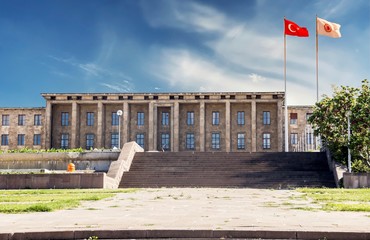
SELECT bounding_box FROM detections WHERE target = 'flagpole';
[316,15,319,102]
[284,17,289,152]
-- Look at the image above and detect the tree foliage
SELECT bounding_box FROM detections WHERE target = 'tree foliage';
[309,80,370,172]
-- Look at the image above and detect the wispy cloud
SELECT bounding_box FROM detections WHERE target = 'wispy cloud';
[100,80,134,92]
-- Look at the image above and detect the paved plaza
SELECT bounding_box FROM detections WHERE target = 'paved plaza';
[0,188,369,239]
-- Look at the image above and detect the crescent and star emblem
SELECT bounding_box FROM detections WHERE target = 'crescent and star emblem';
[288,23,297,33]
[324,23,332,32]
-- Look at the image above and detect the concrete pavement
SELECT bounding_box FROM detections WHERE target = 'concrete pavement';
[0,188,369,239]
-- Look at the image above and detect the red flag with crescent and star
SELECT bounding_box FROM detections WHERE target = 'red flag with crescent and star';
[284,19,309,37]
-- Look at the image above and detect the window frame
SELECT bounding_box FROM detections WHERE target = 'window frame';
[111,112,119,126]
[33,134,41,145]
[34,114,42,126]
[61,112,69,126]
[212,111,220,125]
[137,112,144,126]
[86,133,95,150]
[291,133,298,145]
[263,133,271,149]
[237,111,245,125]
[2,115,10,126]
[61,133,69,149]
[136,133,145,148]
[211,132,220,149]
[186,133,195,150]
[86,112,94,126]
[17,134,25,146]
[1,134,9,146]
[162,112,169,126]
[187,111,194,125]
[237,133,245,149]
[111,132,119,148]
[161,133,170,151]
[18,114,26,126]
[263,111,271,125]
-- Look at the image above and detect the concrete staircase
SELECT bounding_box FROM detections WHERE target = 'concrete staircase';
[119,152,336,188]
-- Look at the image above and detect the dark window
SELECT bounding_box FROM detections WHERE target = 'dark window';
[118,96,124,100]
[170,95,175,100]
[187,112,194,125]
[178,96,184,100]
[263,133,271,149]
[136,133,145,148]
[256,95,261,99]
[211,133,220,149]
[17,134,25,146]
[153,96,158,100]
[290,113,298,125]
[50,96,56,100]
[67,96,72,100]
[291,133,298,145]
[195,95,200,100]
[2,115,9,126]
[34,114,42,126]
[162,112,169,126]
[127,96,133,100]
[77,96,82,100]
[86,134,94,150]
[33,134,41,145]
[102,96,107,100]
[212,111,220,125]
[186,133,195,150]
[263,111,270,125]
[1,134,9,146]
[161,133,170,151]
[306,133,314,145]
[112,112,119,126]
[93,96,98,100]
[111,133,119,148]
[230,95,235,99]
[204,95,209,99]
[61,133,69,149]
[221,95,226,99]
[144,96,149,100]
[273,95,278,99]
[18,115,25,126]
[87,112,94,126]
[237,111,245,125]
[237,133,245,149]
[246,95,252,99]
[306,113,313,122]
[137,112,144,126]
[61,112,69,126]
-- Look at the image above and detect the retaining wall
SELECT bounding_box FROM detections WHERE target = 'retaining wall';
[343,172,370,188]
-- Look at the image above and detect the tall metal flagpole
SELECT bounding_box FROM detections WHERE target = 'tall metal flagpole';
[284,17,289,152]
[316,15,319,102]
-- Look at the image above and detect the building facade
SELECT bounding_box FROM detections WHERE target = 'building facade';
[0,92,315,152]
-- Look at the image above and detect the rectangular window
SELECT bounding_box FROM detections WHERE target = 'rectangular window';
[187,111,194,125]
[87,112,94,126]
[306,113,313,122]
[237,111,245,125]
[211,133,220,149]
[161,133,170,151]
[290,113,298,125]
[212,111,220,125]
[17,134,25,146]
[34,114,42,126]
[2,115,9,126]
[162,112,169,126]
[33,134,41,145]
[61,133,69,149]
[291,133,298,145]
[1,134,9,146]
[61,112,69,126]
[186,133,195,150]
[137,112,144,126]
[18,114,25,126]
[86,134,94,150]
[263,111,271,125]
[136,133,145,148]
[237,133,245,149]
[112,112,119,126]
[263,133,271,149]
[111,132,119,148]
[306,133,314,145]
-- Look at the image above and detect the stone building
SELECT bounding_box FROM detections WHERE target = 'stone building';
[0,92,315,152]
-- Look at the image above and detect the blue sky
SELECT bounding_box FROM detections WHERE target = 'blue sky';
[0,0,369,107]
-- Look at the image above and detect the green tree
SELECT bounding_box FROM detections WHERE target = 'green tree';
[309,80,370,172]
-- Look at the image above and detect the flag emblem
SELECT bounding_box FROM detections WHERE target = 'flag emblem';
[324,24,332,32]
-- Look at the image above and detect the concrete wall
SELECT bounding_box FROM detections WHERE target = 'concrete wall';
[0,151,119,172]
[0,173,105,189]
[343,172,370,188]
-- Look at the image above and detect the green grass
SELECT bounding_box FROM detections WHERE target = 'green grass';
[0,189,137,214]
[296,188,370,212]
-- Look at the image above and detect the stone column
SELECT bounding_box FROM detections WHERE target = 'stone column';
[277,99,283,152]
[71,101,78,148]
[148,101,155,151]
[225,101,231,152]
[44,101,52,149]
[199,101,205,152]
[122,102,129,145]
[97,102,104,148]
[173,102,179,152]
[251,101,257,152]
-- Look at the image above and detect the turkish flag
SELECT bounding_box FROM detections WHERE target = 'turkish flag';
[284,19,309,37]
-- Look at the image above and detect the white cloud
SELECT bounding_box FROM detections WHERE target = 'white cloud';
[100,81,134,92]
